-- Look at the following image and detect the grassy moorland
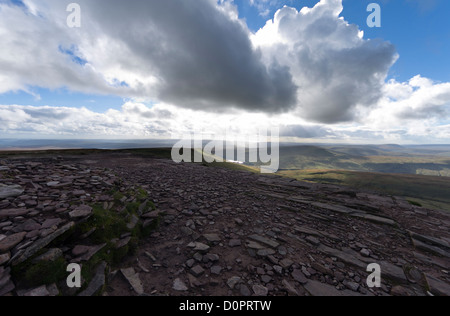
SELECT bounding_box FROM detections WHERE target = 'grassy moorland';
[278,169,450,211]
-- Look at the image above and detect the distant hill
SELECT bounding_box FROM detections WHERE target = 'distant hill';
[279,169,450,212]
[270,144,450,177]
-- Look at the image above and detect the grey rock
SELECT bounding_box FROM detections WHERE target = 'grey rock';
[23,285,50,297]
[409,232,450,250]
[72,245,90,256]
[0,252,10,265]
[33,248,63,262]
[351,213,396,226]
[412,238,450,258]
[425,274,450,296]
[126,215,139,230]
[0,232,27,253]
[235,218,244,226]
[227,276,241,289]
[292,269,308,284]
[360,249,371,257]
[210,266,222,275]
[173,278,188,292]
[121,268,144,295]
[186,259,195,268]
[317,245,366,269]
[204,253,219,262]
[247,241,265,250]
[273,265,283,274]
[306,236,320,246]
[344,281,360,292]
[257,249,276,257]
[181,227,194,236]
[280,258,294,269]
[11,222,74,265]
[304,280,365,296]
[390,285,416,296]
[0,271,14,295]
[190,265,205,277]
[79,262,107,296]
[188,242,210,252]
[294,226,323,238]
[240,285,251,296]
[203,233,221,243]
[46,283,60,296]
[69,205,93,219]
[193,252,203,262]
[73,244,107,262]
[380,261,407,284]
[248,235,279,249]
[282,279,299,296]
[115,237,131,249]
[253,284,269,296]
[0,208,29,220]
[0,185,24,199]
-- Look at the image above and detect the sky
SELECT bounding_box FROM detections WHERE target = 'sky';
[0,0,450,144]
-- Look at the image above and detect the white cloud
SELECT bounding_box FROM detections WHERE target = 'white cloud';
[252,0,398,123]
[0,0,450,143]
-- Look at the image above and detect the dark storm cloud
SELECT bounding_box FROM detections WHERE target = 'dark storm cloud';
[77,0,298,113]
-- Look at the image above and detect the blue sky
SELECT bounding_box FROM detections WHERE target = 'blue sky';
[1,0,450,143]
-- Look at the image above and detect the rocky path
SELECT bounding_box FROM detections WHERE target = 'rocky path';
[1,153,449,296]
[99,155,450,297]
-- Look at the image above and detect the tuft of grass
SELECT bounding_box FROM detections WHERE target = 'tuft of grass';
[12,255,67,288]
[407,200,423,207]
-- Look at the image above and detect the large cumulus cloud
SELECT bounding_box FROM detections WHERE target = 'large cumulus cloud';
[0,0,297,113]
[252,0,398,123]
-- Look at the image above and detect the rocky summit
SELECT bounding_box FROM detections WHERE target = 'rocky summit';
[0,152,449,296]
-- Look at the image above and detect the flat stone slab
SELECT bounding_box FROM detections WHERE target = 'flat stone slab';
[317,245,366,269]
[294,226,323,238]
[121,268,144,295]
[187,242,210,252]
[252,284,269,296]
[380,261,407,284]
[248,235,279,249]
[409,232,450,250]
[412,238,450,258]
[0,208,29,220]
[0,185,24,199]
[227,276,241,289]
[0,232,27,253]
[425,274,450,296]
[311,202,355,214]
[351,213,396,226]
[73,244,107,262]
[22,285,50,297]
[203,234,221,243]
[33,248,63,263]
[257,248,276,257]
[79,262,107,296]
[173,278,188,291]
[69,205,93,219]
[0,252,10,265]
[190,265,205,277]
[11,222,75,265]
[304,280,365,296]
[292,269,308,284]
[247,241,265,250]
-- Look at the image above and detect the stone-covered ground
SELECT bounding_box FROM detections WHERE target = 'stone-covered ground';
[1,152,449,296]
